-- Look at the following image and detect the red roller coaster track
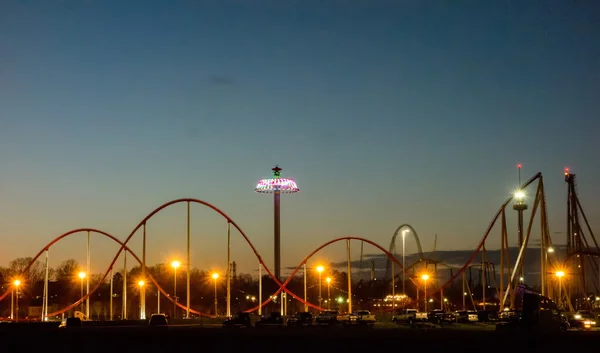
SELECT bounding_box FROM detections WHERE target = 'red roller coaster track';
[0,174,561,317]
[0,199,416,318]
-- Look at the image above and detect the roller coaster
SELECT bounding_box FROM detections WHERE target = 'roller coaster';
[0,170,597,319]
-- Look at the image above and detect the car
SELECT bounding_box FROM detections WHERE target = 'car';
[455,310,479,323]
[315,310,339,325]
[287,312,313,327]
[58,317,82,329]
[223,312,252,328]
[255,312,284,327]
[148,314,168,328]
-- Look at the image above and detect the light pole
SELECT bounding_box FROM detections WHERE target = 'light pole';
[325,277,331,310]
[171,261,180,318]
[78,272,86,314]
[421,274,429,312]
[212,273,219,316]
[14,280,21,322]
[138,280,145,320]
[546,247,555,295]
[556,270,565,308]
[402,229,409,302]
[316,265,324,308]
[303,263,308,311]
[255,165,299,308]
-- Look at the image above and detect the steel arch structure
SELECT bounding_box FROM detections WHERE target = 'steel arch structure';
[384,224,425,280]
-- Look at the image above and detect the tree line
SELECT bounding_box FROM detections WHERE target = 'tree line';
[0,257,475,320]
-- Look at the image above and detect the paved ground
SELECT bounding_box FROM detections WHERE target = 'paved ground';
[2,323,598,353]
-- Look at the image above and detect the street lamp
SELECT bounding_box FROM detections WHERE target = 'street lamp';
[14,280,21,322]
[212,273,219,316]
[325,277,331,310]
[401,229,409,306]
[556,271,565,308]
[78,272,86,313]
[421,274,429,312]
[316,265,324,308]
[138,280,145,319]
[171,261,180,318]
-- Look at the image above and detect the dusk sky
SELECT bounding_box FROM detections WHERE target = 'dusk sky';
[1,1,598,277]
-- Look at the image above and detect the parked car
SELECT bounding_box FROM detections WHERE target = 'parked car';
[148,314,168,328]
[287,312,313,327]
[337,310,376,325]
[223,312,252,328]
[255,312,284,327]
[315,310,339,325]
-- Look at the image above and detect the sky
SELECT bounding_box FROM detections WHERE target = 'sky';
[1,0,599,278]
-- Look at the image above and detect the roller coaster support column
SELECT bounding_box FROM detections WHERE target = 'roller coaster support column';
[391,259,395,315]
[43,250,49,321]
[303,263,308,311]
[258,263,262,316]
[462,272,466,310]
[109,267,113,320]
[482,246,486,311]
[123,251,127,320]
[347,239,352,313]
[226,222,231,318]
[86,231,90,318]
[186,201,191,319]
[141,224,146,320]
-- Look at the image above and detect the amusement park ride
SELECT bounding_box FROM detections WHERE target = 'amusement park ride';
[0,166,597,320]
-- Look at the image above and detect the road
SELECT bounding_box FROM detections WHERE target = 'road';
[2,324,599,353]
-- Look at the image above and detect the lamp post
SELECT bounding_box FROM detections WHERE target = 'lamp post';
[421,274,429,312]
[556,271,565,308]
[402,229,409,303]
[255,165,299,308]
[14,280,21,322]
[138,280,145,319]
[78,272,86,313]
[316,265,324,308]
[325,277,331,310]
[212,273,219,316]
[171,261,180,318]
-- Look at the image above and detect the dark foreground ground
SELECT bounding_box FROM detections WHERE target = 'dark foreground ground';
[1,325,597,353]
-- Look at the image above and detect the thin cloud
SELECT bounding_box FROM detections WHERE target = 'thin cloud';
[208,75,234,86]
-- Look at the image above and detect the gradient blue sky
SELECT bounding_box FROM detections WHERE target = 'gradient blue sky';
[1,0,598,276]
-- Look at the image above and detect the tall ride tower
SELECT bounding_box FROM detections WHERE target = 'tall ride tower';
[255,166,299,282]
[513,164,528,282]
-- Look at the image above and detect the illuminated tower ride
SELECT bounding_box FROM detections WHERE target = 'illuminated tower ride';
[513,164,528,282]
[255,166,299,291]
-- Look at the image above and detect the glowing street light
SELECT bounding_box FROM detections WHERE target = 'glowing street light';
[171,261,180,318]
[547,247,555,253]
[13,280,21,322]
[212,273,219,316]
[316,265,324,308]
[556,270,565,307]
[78,272,86,313]
[138,280,146,319]
[421,274,429,312]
